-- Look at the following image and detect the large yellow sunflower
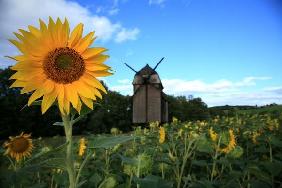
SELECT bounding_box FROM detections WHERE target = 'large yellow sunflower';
[3,132,34,162]
[9,17,112,114]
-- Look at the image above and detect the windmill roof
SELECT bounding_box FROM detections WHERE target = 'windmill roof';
[136,64,157,76]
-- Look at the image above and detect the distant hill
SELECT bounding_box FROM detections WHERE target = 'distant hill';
[209,104,282,116]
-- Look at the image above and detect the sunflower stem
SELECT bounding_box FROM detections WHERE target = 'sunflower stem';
[62,113,76,188]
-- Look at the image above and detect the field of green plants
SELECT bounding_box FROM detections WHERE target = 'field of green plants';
[1,113,282,188]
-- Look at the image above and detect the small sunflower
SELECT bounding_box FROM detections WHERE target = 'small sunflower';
[159,127,165,144]
[78,137,87,156]
[251,131,261,144]
[9,17,112,115]
[209,127,218,142]
[177,128,184,138]
[218,129,236,154]
[3,132,33,162]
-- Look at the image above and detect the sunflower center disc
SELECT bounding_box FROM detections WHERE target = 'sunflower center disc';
[43,47,85,84]
[11,137,29,153]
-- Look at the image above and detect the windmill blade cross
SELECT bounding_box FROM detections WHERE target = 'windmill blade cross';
[153,57,164,71]
[124,63,137,73]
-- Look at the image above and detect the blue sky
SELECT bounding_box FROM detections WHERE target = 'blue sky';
[0,0,281,106]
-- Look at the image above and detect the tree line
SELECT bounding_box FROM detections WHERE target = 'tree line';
[0,68,211,138]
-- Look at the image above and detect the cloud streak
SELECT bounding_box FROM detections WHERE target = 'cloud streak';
[149,0,166,6]
[161,76,272,94]
[115,28,140,43]
[109,76,281,106]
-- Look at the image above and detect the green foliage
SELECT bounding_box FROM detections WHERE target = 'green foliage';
[1,113,282,187]
[166,95,210,122]
[88,135,133,149]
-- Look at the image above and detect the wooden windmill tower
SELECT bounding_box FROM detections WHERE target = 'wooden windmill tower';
[125,58,168,123]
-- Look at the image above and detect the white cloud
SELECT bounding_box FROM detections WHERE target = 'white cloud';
[115,28,140,43]
[108,79,132,94]
[96,6,105,14]
[118,79,131,84]
[264,86,282,94]
[125,49,134,57]
[234,76,272,87]
[162,79,232,94]
[162,76,272,94]
[202,91,282,107]
[111,84,132,94]
[149,0,166,6]
[0,0,140,68]
[91,16,121,41]
[109,76,282,106]
[162,76,281,106]
[108,8,120,16]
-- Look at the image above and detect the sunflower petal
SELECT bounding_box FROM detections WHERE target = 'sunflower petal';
[14,32,24,41]
[28,89,44,106]
[90,71,113,77]
[86,54,109,64]
[61,18,70,46]
[43,79,55,94]
[57,84,65,115]
[64,97,70,115]
[75,32,95,53]
[48,18,58,46]
[73,81,96,100]
[85,63,111,71]
[11,61,42,70]
[39,19,47,32]
[28,25,41,37]
[68,23,83,47]
[9,39,25,53]
[74,98,82,113]
[9,55,26,61]
[64,84,79,108]
[81,73,107,93]
[80,96,94,110]
[9,69,43,81]
[82,47,107,59]
[10,80,26,88]
[20,75,46,93]
[55,18,63,46]
[93,88,102,99]
[41,90,57,114]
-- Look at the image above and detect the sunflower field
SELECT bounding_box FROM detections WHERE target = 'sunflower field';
[1,113,282,188]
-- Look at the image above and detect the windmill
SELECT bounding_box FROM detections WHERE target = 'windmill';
[125,58,168,123]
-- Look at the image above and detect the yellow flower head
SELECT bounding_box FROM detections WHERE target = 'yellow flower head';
[159,127,165,144]
[172,117,178,123]
[9,17,112,115]
[184,122,192,129]
[218,129,236,154]
[149,121,159,129]
[252,131,261,144]
[3,132,33,162]
[177,128,184,137]
[199,121,207,127]
[78,137,87,156]
[209,127,218,142]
